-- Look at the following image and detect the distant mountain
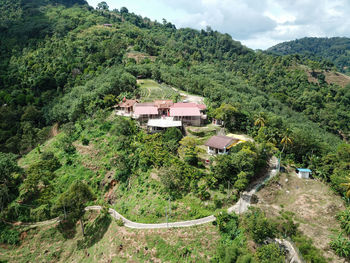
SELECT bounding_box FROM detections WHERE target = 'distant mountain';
[267,37,350,75]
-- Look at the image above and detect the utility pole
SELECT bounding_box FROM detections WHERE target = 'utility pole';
[168,198,171,217]
[227,181,230,199]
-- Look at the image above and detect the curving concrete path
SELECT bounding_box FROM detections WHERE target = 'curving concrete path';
[18,157,278,230]
[85,206,216,229]
[84,156,279,229]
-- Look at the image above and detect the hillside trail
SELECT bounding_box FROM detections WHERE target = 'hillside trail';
[12,156,303,262]
[19,156,278,229]
[51,123,59,137]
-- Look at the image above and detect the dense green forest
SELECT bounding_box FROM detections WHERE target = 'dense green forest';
[267,37,350,75]
[1,0,350,261]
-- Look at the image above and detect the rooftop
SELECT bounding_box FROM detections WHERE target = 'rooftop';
[134,106,158,115]
[119,99,138,108]
[170,107,201,117]
[205,135,235,150]
[154,100,174,108]
[147,117,182,128]
[297,168,312,173]
[173,102,206,110]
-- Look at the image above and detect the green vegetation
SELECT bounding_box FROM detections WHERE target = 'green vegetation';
[267,37,350,75]
[212,208,326,263]
[1,0,350,261]
[0,211,220,262]
[138,79,180,102]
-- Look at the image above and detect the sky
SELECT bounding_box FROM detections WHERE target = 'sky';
[87,0,350,50]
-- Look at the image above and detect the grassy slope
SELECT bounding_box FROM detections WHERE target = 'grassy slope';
[17,112,235,224]
[255,171,345,262]
[0,210,220,263]
[138,79,179,102]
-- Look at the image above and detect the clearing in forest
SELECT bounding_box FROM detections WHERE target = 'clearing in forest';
[255,171,345,263]
[138,79,179,102]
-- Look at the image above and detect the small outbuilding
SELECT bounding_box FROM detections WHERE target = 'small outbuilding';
[296,168,312,179]
[205,135,239,155]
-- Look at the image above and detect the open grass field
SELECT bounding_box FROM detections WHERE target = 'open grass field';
[138,79,180,102]
[0,210,220,263]
[255,171,345,262]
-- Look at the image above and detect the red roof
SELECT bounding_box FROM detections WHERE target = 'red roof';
[170,107,200,117]
[173,103,206,110]
[197,104,206,110]
[134,106,158,115]
[119,99,138,108]
[205,135,235,149]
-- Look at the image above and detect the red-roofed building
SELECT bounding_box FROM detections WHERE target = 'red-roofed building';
[172,103,206,111]
[134,105,158,123]
[170,107,201,126]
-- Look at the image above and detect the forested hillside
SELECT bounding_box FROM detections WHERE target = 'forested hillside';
[267,37,350,75]
[1,0,350,262]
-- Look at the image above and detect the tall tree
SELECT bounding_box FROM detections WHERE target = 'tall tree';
[278,129,293,172]
[54,181,95,235]
[97,1,109,10]
[254,112,266,128]
[0,153,21,212]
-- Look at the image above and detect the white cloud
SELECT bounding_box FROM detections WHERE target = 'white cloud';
[87,0,350,49]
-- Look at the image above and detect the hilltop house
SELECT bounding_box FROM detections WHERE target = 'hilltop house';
[171,102,207,126]
[205,135,239,155]
[115,99,206,128]
[133,103,158,123]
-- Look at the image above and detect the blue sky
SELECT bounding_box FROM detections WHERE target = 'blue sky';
[87,0,350,50]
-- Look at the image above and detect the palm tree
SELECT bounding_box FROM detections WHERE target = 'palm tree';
[281,131,293,153]
[278,129,293,172]
[254,112,266,128]
[340,177,350,197]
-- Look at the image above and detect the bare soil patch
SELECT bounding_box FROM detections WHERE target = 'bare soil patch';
[255,172,345,262]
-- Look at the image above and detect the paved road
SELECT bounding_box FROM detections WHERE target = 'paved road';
[20,157,277,230]
[85,206,215,229]
[228,156,278,214]
[84,156,279,229]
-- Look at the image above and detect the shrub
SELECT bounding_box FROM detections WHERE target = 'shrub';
[256,243,285,263]
[213,195,223,209]
[337,208,350,235]
[163,127,182,142]
[0,223,20,245]
[275,211,299,238]
[294,235,327,262]
[82,138,90,146]
[116,218,124,226]
[244,208,276,244]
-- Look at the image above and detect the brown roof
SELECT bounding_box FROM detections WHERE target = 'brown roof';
[154,100,174,109]
[119,99,138,108]
[205,135,235,150]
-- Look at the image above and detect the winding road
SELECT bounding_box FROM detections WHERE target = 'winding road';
[84,156,278,229]
[21,157,278,230]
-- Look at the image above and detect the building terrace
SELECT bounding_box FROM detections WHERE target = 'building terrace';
[115,99,206,128]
